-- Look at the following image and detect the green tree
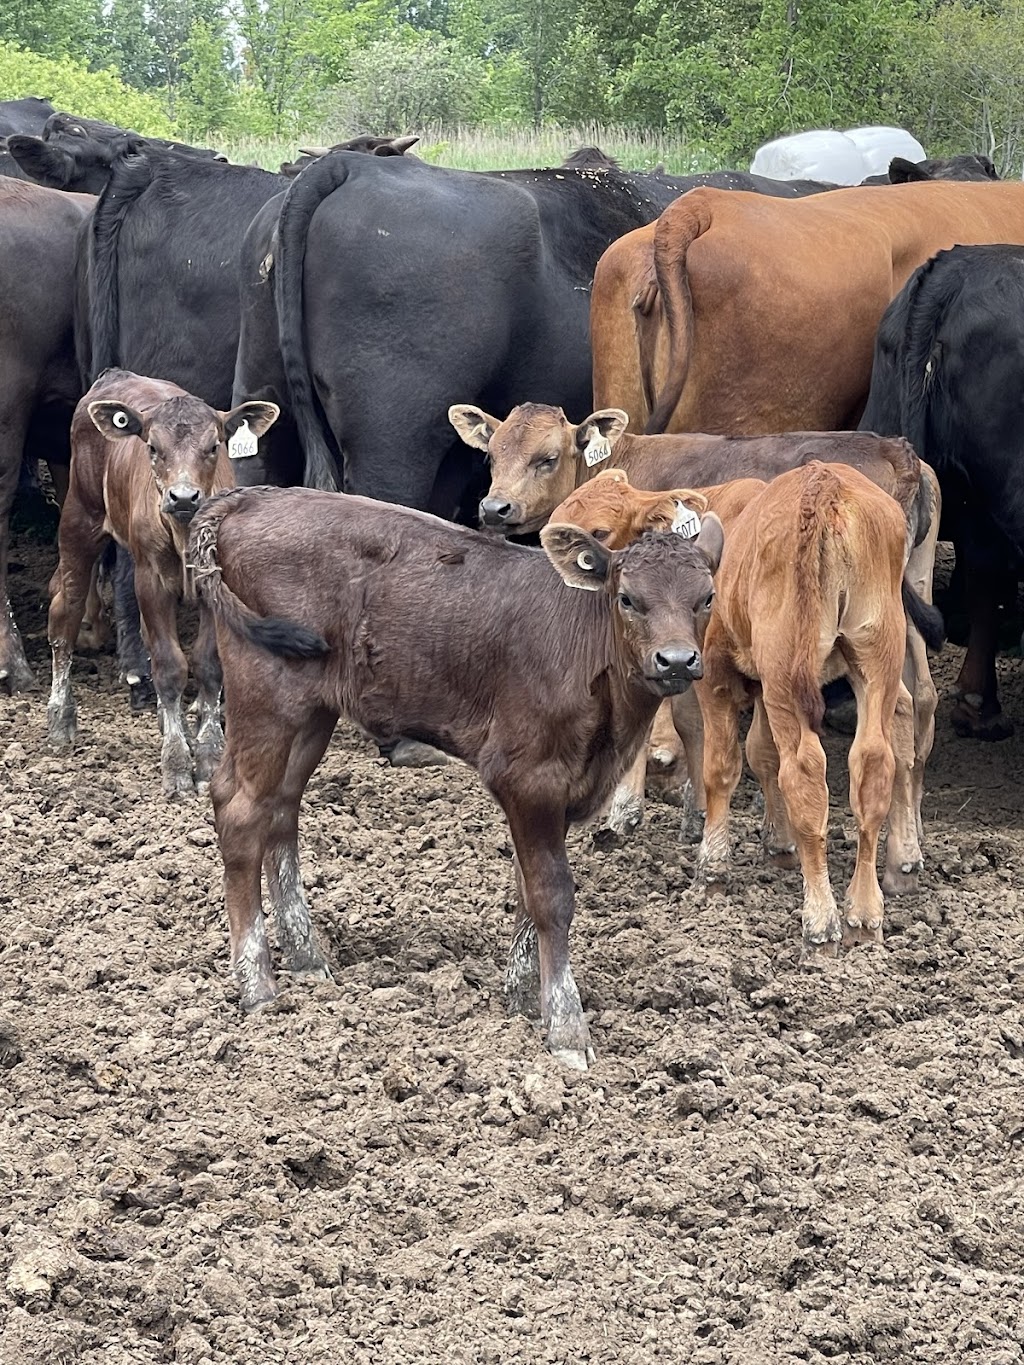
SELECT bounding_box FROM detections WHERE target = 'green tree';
[337,30,486,129]
[0,0,105,64]
[0,40,173,132]
[179,17,236,135]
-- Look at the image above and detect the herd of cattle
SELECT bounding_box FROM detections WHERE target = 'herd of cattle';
[2,96,1022,1068]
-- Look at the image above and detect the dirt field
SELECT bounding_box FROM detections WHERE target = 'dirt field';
[2,533,1024,1365]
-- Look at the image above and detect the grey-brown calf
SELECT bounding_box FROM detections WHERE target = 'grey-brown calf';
[188,485,723,1068]
[47,369,278,797]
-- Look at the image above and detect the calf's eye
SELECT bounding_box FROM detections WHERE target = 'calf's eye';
[592,529,611,543]
[617,592,635,611]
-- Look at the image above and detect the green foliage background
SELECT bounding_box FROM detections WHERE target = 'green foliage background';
[1,0,1022,172]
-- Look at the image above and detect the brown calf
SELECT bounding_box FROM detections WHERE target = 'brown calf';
[187,486,724,1068]
[47,369,278,797]
[453,403,942,850]
[697,463,939,950]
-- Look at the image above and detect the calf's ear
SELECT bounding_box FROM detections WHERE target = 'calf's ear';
[87,401,144,440]
[388,136,420,155]
[574,409,628,467]
[223,401,280,438]
[887,156,928,184]
[540,522,613,591]
[448,404,501,452]
[694,512,724,574]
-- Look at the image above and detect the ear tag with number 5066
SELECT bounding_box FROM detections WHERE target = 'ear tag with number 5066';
[228,420,258,460]
[671,500,701,537]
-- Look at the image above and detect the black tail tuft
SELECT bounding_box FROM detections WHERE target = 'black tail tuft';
[242,615,329,659]
[902,581,945,652]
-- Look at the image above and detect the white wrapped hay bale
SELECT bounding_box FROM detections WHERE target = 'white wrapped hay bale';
[750,129,867,184]
[843,126,926,177]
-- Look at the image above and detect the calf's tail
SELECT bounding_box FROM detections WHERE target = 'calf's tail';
[188,493,329,660]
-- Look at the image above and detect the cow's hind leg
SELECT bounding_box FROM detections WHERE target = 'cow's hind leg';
[745,696,798,869]
[264,708,337,979]
[903,623,937,848]
[0,413,35,692]
[504,801,592,1070]
[881,680,922,898]
[761,686,841,957]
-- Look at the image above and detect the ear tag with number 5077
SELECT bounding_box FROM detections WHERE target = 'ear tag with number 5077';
[228,420,258,460]
[671,500,701,537]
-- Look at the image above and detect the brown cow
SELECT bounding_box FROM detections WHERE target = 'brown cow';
[47,370,278,797]
[186,485,724,1068]
[690,462,942,951]
[589,181,1024,437]
[451,402,942,848]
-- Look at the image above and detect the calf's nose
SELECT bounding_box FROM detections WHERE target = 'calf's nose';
[480,496,515,528]
[164,484,202,522]
[653,646,703,681]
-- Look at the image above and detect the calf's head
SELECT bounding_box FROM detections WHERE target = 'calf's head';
[448,402,629,535]
[88,395,279,524]
[541,515,724,695]
[550,468,709,549]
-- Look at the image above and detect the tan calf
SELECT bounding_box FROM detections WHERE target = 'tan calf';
[47,368,278,797]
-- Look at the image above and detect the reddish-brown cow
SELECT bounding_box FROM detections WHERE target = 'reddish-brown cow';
[187,485,724,1068]
[590,181,1024,437]
[47,369,278,797]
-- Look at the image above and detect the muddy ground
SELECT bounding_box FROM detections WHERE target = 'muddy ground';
[1,532,1023,1365]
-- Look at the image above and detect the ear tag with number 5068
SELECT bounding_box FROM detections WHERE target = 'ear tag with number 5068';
[228,420,258,460]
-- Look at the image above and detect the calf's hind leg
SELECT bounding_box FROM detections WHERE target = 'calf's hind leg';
[134,567,192,799]
[191,604,224,788]
[47,519,107,746]
[263,709,337,979]
[212,709,308,1010]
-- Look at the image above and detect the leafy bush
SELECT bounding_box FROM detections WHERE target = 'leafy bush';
[0,41,172,134]
[331,33,487,132]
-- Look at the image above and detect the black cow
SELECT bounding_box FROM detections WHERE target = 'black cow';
[230,154,837,520]
[861,154,1000,186]
[860,243,1024,739]
[279,134,419,178]
[8,112,225,195]
[0,178,93,692]
[0,97,56,181]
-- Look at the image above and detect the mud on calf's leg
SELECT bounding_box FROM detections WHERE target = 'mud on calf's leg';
[46,533,104,746]
[191,605,224,788]
[593,743,646,850]
[506,805,593,1069]
[135,570,192,799]
[505,853,541,1019]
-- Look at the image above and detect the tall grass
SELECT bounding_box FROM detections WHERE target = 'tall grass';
[221,122,714,175]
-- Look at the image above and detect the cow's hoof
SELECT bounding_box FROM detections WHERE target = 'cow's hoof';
[800,936,841,962]
[129,677,157,713]
[47,708,77,749]
[549,1045,594,1072]
[281,945,333,980]
[951,697,1013,741]
[546,1018,595,1072]
[882,860,922,897]
[765,843,800,871]
[384,738,448,768]
[162,769,196,801]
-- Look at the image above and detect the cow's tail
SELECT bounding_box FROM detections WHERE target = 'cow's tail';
[188,490,329,660]
[633,274,661,418]
[897,249,965,468]
[644,194,712,434]
[87,150,154,379]
[901,580,945,652]
[275,156,354,492]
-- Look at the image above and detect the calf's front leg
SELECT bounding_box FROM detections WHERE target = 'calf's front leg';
[505,802,593,1070]
[47,524,106,746]
[191,603,224,788]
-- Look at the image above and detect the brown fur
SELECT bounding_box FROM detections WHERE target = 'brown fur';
[591,181,1024,435]
[187,485,721,1067]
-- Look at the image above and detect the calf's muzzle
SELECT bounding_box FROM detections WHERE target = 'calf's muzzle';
[163,484,202,523]
[646,645,703,693]
[479,495,521,529]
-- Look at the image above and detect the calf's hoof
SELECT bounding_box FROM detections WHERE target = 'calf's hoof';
[383,738,448,768]
[0,656,37,694]
[593,791,643,850]
[800,929,841,962]
[281,942,333,979]
[194,744,223,787]
[765,842,800,871]
[951,696,1013,741]
[882,860,922,897]
[129,676,157,713]
[545,1018,595,1072]
[162,767,196,801]
[843,919,884,949]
